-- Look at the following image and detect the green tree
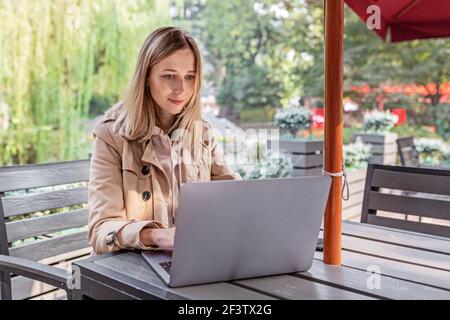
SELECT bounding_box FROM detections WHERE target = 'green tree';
[344,7,450,128]
[0,0,171,165]
[217,64,283,112]
[201,0,288,118]
[199,0,327,116]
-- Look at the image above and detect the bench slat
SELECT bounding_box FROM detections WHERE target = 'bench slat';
[367,215,450,239]
[11,248,91,300]
[12,274,60,300]
[2,187,88,217]
[10,231,89,262]
[0,160,90,192]
[6,209,89,242]
[372,168,450,195]
[368,191,450,220]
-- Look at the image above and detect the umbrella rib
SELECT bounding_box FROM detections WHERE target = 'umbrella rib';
[393,0,421,20]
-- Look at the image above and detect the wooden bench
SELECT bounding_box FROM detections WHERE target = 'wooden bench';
[396,136,420,166]
[360,164,450,237]
[0,159,91,300]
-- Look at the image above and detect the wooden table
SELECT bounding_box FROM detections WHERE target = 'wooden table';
[73,221,450,300]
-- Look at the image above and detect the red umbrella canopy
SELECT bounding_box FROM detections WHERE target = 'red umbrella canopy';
[345,0,450,42]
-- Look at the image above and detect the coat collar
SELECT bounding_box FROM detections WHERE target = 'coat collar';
[100,110,199,180]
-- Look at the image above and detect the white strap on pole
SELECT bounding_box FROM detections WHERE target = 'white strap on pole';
[322,164,350,201]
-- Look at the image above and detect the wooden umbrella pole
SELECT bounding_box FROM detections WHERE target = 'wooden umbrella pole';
[323,0,344,265]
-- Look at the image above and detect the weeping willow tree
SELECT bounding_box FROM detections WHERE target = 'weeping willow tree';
[0,0,171,165]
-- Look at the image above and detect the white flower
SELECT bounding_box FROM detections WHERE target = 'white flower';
[363,110,397,133]
[274,107,313,133]
[414,138,446,153]
[343,138,372,169]
[232,149,293,180]
[414,138,450,165]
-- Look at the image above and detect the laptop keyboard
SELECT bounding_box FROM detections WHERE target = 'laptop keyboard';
[159,261,172,274]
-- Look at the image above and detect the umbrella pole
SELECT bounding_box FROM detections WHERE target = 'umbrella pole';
[323,0,344,265]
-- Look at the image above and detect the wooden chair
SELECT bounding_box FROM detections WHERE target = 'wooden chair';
[0,159,90,300]
[361,164,450,238]
[396,137,420,166]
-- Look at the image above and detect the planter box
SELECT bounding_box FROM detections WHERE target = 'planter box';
[268,139,323,176]
[352,132,398,165]
[342,167,367,221]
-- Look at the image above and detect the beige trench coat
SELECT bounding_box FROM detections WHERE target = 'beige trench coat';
[88,114,241,254]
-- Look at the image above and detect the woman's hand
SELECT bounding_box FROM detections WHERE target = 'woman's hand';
[140,227,176,250]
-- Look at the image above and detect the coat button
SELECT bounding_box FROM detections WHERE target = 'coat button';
[141,164,150,175]
[142,191,151,201]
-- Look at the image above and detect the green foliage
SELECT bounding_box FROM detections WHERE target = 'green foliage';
[255,153,293,179]
[363,110,397,133]
[274,107,313,138]
[343,126,362,145]
[201,3,448,123]
[234,152,293,180]
[344,7,450,96]
[390,124,441,140]
[202,0,321,111]
[344,6,450,130]
[239,106,276,123]
[414,137,450,165]
[433,104,450,141]
[2,0,449,166]
[88,94,116,118]
[0,0,171,165]
[216,64,283,112]
[281,4,324,98]
[230,138,293,179]
[382,94,421,110]
[443,147,450,166]
[343,138,372,169]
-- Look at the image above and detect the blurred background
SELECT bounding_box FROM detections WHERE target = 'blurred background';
[0,0,449,167]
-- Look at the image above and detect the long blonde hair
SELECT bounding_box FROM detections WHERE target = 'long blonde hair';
[107,26,203,146]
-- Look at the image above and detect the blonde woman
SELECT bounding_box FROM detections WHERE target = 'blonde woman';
[88,27,241,254]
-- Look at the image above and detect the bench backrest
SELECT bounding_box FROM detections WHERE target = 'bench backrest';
[0,159,90,262]
[361,164,450,238]
[396,137,420,166]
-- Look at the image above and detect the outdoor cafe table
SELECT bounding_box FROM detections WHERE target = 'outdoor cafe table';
[72,221,450,300]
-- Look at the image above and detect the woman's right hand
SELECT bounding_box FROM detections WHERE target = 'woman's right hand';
[140,227,176,250]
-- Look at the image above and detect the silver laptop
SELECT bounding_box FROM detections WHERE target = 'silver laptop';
[141,175,331,288]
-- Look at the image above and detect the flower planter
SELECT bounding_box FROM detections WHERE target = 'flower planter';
[268,139,323,176]
[352,132,398,165]
[342,167,367,221]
